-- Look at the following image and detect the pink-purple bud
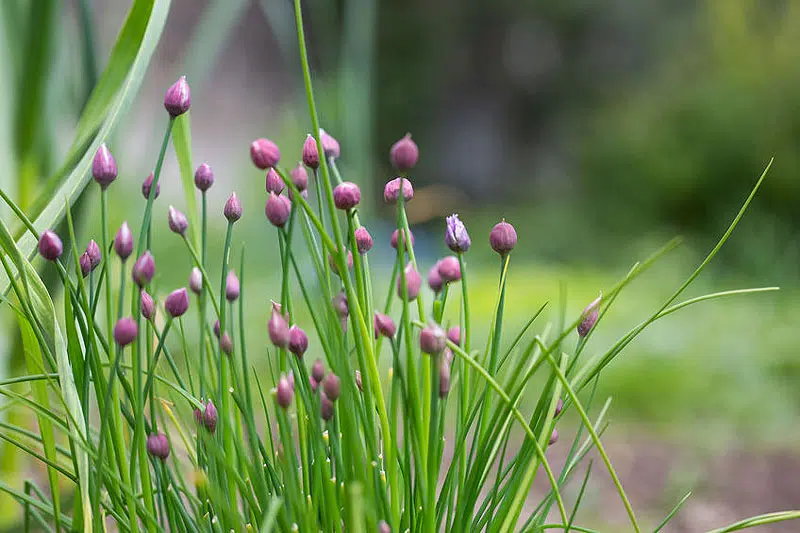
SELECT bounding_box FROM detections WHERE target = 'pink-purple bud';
[323,373,341,401]
[328,250,353,277]
[113,317,138,346]
[213,320,221,338]
[189,267,203,295]
[554,398,564,417]
[165,288,189,318]
[268,302,290,347]
[320,129,340,159]
[397,263,422,301]
[332,292,349,319]
[437,256,461,283]
[146,433,170,460]
[378,520,390,533]
[320,393,334,421]
[132,251,155,287]
[225,270,240,301]
[194,163,214,191]
[220,332,233,355]
[374,312,396,338]
[354,227,373,254]
[427,264,443,293]
[288,326,308,358]
[383,177,414,204]
[276,375,294,408]
[168,206,188,235]
[265,192,291,227]
[445,214,471,253]
[92,144,117,189]
[224,192,242,222]
[419,323,446,354]
[489,220,517,256]
[389,133,419,171]
[352,371,362,394]
[439,360,451,398]
[290,163,309,191]
[79,253,92,277]
[549,428,559,445]
[164,76,191,117]
[114,222,133,260]
[142,172,160,200]
[333,182,361,210]
[38,230,62,261]
[302,135,319,169]
[311,359,325,384]
[265,168,284,194]
[86,240,101,270]
[443,348,454,366]
[390,229,415,251]
[193,407,203,426]
[577,295,601,337]
[250,138,281,169]
[140,290,156,321]
[203,400,218,433]
[447,326,462,346]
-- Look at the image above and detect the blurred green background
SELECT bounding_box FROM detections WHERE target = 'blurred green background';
[2,0,800,530]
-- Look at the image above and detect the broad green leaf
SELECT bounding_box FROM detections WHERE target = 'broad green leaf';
[171,112,200,248]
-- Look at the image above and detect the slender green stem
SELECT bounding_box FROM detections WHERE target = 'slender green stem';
[136,119,174,258]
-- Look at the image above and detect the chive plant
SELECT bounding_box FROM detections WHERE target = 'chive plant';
[0,2,798,532]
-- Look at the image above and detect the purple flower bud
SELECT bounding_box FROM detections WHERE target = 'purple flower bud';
[374,312,396,339]
[311,359,325,384]
[193,407,203,426]
[427,264,443,293]
[328,250,353,277]
[114,222,133,260]
[113,317,138,346]
[140,290,156,321]
[549,428,559,445]
[323,373,341,401]
[142,172,160,200]
[397,263,421,301]
[132,251,155,287]
[447,326,461,346]
[250,138,281,169]
[577,295,601,337]
[79,253,92,277]
[265,192,291,227]
[86,239,101,269]
[355,370,363,392]
[146,433,170,460]
[333,182,361,210]
[310,376,319,392]
[38,230,62,261]
[194,163,214,191]
[419,323,446,354]
[213,320,221,338]
[554,398,564,417]
[163,76,191,117]
[390,229,414,251]
[332,292,349,319]
[168,205,188,235]
[445,214,471,253]
[288,326,308,358]
[437,256,461,283]
[265,168,284,194]
[320,129,340,159]
[489,220,517,256]
[189,267,203,295]
[378,520,391,533]
[92,143,117,189]
[439,360,451,398]
[290,162,309,191]
[276,375,294,408]
[287,371,296,390]
[390,133,419,171]
[225,270,240,301]
[320,392,334,421]
[165,288,189,318]
[354,227,373,254]
[224,192,242,223]
[443,347,454,366]
[383,177,414,204]
[268,302,290,347]
[203,400,218,433]
[220,332,233,355]
[302,134,319,169]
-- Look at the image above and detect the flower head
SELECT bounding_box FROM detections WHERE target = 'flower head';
[549,429,559,445]
[194,163,214,191]
[374,312,396,339]
[265,192,291,227]
[397,263,422,301]
[577,294,602,338]
[189,267,203,295]
[140,290,156,321]
[220,332,233,355]
[250,138,281,169]
[265,168,284,194]
[320,393,334,421]
[114,222,133,260]
[311,359,325,384]
[447,326,461,346]
[390,229,414,251]
[354,227,373,254]
[224,192,242,222]
[383,177,414,204]
[142,172,160,200]
[290,163,309,191]
[419,323,446,354]
[332,292,349,319]
[168,206,188,235]
[225,270,240,302]
[489,220,517,256]
[320,129,340,159]
[92,144,117,189]
[268,302,290,347]
[437,256,461,283]
[445,214,471,253]
[113,317,138,346]
[79,253,92,277]
[165,288,189,318]
[86,239,101,270]
[132,251,155,287]
[323,373,341,401]
[302,135,319,169]
[333,182,361,210]
[164,76,191,117]
[146,433,170,460]
[389,133,419,171]
[288,326,308,358]
[203,400,218,433]
[427,264,443,293]
[38,230,62,261]
[276,375,294,408]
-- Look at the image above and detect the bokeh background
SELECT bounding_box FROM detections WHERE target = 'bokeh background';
[1,0,799,530]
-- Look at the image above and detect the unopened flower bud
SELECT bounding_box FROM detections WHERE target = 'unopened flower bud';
[288,326,308,358]
[390,229,414,251]
[203,400,217,433]
[302,135,319,169]
[189,267,203,295]
[165,288,189,318]
[355,370,363,392]
[220,332,233,355]
[113,317,138,346]
[193,407,203,426]
[320,393,334,421]
[554,398,564,417]
[38,230,62,261]
[428,264,444,293]
[354,227,373,254]
[86,239,101,270]
[140,290,156,321]
[142,172,160,200]
[250,138,281,169]
[383,177,413,204]
[320,129,340,159]
[213,320,220,338]
[328,250,353,277]
[374,312,396,339]
[311,359,325,384]
[225,270,240,301]
[132,252,155,287]
[276,375,294,408]
[437,256,461,283]
[194,163,214,191]
[489,220,517,256]
[164,76,191,117]
[78,252,92,277]
[397,263,421,301]
[224,192,242,222]
[447,326,461,346]
[549,428,559,445]
[333,182,361,210]
[389,133,419,171]
[323,373,341,401]
[439,360,451,398]
[290,163,308,191]
[419,323,446,354]
[577,295,601,337]
[378,520,391,533]
[268,302,289,347]
[445,214,471,253]
[265,192,291,227]
[92,143,117,189]
[265,168,284,194]
[332,292,348,319]
[114,222,133,260]
[168,205,188,235]
[146,433,170,460]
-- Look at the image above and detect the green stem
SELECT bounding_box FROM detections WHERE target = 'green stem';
[136,119,174,258]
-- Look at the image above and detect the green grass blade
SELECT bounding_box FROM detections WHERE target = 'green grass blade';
[171,112,200,249]
[653,491,691,533]
[704,511,800,533]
